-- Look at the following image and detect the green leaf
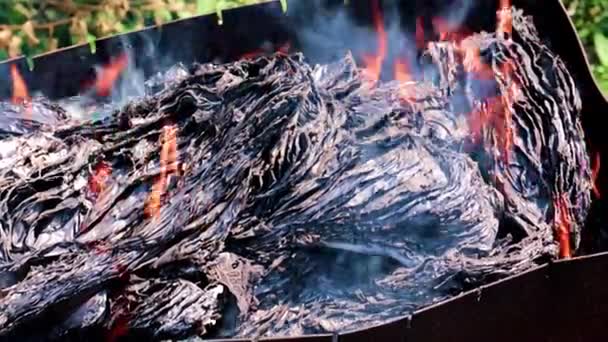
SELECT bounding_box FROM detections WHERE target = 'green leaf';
[280,0,287,12]
[177,10,194,19]
[598,78,608,93]
[161,9,173,22]
[197,0,216,15]
[87,34,96,54]
[594,32,608,66]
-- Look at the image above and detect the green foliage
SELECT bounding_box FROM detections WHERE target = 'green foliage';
[563,0,608,92]
[0,0,266,58]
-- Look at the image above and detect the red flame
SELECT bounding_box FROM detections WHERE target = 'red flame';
[432,17,456,42]
[89,161,112,197]
[106,316,130,342]
[10,64,32,120]
[95,54,129,97]
[361,0,387,84]
[277,42,291,55]
[241,42,291,60]
[432,17,472,43]
[145,124,179,218]
[459,40,499,147]
[240,49,264,60]
[592,152,601,198]
[433,17,449,41]
[554,194,572,259]
[416,17,425,49]
[465,93,514,163]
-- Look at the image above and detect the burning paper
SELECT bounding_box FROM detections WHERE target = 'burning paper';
[0,4,593,341]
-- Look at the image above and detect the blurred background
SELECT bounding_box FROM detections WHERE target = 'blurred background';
[0,0,606,93]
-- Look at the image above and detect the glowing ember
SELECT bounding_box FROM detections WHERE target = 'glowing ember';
[145,124,179,218]
[554,194,572,259]
[592,152,601,198]
[95,53,129,97]
[361,0,387,84]
[10,64,32,120]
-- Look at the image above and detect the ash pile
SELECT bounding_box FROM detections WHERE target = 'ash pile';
[0,6,593,341]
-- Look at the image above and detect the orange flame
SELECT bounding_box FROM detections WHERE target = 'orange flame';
[499,61,516,163]
[361,0,387,84]
[554,194,572,259]
[454,3,516,162]
[95,54,129,97]
[467,98,506,146]
[466,94,514,163]
[592,152,601,198]
[496,0,516,162]
[10,64,32,120]
[394,59,412,82]
[10,64,29,104]
[497,0,513,36]
[460,39,512,160]
[145,124,179,218]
